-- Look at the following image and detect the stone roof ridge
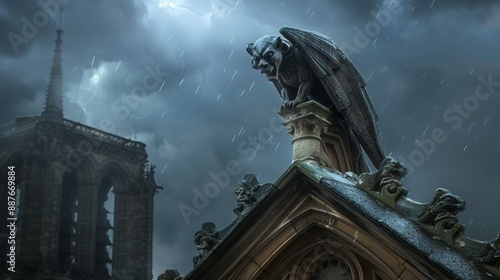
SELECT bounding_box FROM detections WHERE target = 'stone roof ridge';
[158,157,500,279]
[350,156,500,278]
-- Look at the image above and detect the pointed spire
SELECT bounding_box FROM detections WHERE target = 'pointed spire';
[42,28,64,119]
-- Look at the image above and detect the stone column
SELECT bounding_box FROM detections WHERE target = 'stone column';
[280,101,359,173]
[38,157,63,267]
[75,179,98,273]
[113,186,154,280]
[17,155,44,267]
[111,188,127,278]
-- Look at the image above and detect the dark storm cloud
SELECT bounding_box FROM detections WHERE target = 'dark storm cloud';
[323,0,381,17]
[0,69,44,120]
[1,0,500,278]
[0,1,56,56]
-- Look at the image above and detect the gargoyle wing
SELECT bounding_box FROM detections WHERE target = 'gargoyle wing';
[270,79,285,100]
[279,26,385,168]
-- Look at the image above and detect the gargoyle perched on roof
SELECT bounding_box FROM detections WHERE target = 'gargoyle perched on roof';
[193,222,221,266]
[418,188,466,230]
[247,26,385,168]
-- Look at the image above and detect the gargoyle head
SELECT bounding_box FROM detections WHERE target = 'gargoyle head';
[234,174,260,215]
[194,222,219,249]
[246,35,291,81]
[432,188,466,215]
[378,157,408,181]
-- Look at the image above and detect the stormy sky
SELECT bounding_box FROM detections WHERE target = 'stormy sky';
[1,0,500,277]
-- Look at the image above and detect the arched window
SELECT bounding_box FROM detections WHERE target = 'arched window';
[95,177,114,277]
[58,172,78,268]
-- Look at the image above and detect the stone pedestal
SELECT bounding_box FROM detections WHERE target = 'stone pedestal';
[280,101,362,173]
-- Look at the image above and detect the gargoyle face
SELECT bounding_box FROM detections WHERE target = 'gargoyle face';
[379,157,408,180]
[438,195,466,214]
[246,35,285,81]
[235,182,257,204]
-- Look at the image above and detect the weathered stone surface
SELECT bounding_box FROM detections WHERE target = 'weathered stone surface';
[233,174,270,216]
[182,161,492,280]
[193,222,221,266]
[157,269,182,280]
[357,156,408,206]
[478,233,500,269]
[280,101,366,173]
[418,188,466,229]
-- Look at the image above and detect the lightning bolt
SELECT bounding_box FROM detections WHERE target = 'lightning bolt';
[158,0,197,15]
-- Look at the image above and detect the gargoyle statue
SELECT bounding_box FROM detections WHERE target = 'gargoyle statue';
[234,173,267,216]
[418,188,466,230]
[357,157,408,193]
[478,233,500,268]
[157,269,182,280]
[193,222,221,266]
[247,26,385,168]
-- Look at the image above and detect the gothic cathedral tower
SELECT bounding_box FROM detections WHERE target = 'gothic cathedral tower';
[0,28,159,280]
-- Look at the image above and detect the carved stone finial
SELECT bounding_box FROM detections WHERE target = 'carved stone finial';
[151,164,156,174]
[417,188,466,241]
[145,163,156,183]
[157,269,182,280]
[193,222,221,266]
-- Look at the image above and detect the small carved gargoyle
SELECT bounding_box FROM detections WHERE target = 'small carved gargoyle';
[357,157,407,193]
[234,174,261,216]
[157,269,182,280]
[192,222,220,266]
[418,188,466,229]
[477,233,500,268]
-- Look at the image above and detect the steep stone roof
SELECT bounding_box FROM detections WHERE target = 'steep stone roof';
[159,160,499,279]
[158,101,499,279]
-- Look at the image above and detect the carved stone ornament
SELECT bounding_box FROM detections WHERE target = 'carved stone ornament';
[193,222,221,266]
[477,233,500,268]
[295,119,325,137]
[358,157,407,192]
[233,173,262,216]
[157,269,182,280]
[280,101,358,170]
[309,256,352,280]
[418,188,466,231]
[289,245,361,280]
